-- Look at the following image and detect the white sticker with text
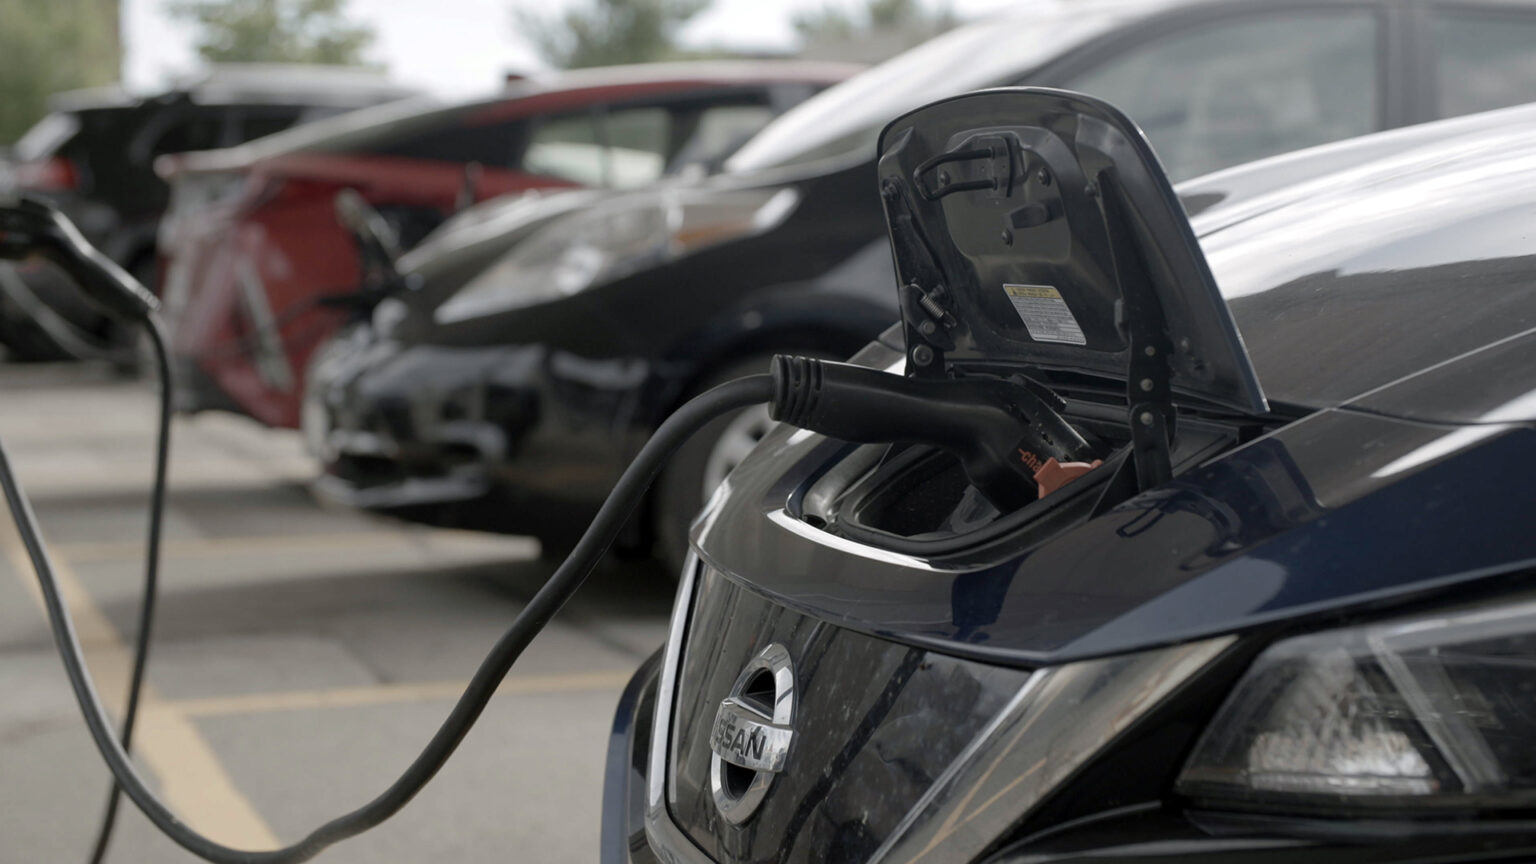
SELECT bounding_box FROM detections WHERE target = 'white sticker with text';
[1003,284,1086,345]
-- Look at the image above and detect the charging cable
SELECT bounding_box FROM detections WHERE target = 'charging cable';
[83,315,174,864]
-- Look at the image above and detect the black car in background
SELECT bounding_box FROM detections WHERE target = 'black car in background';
[310,0,1536,572]
[0,64,416,360]
[603,89,1536,864]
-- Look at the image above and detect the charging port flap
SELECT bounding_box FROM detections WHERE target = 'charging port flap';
[875,87,1268,422]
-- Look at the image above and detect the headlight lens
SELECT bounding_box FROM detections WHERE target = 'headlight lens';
[434,187,798,324]
[1179,597,1536,812]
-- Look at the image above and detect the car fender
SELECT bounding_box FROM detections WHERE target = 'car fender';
[645,280,899,428]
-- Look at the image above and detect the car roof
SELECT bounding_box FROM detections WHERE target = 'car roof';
[161,60,861,176]
[516,60,865,91]
[1178,101,1536,410]
[724,2,1163,174]
[169,63,422,106]
[47,64,419,114]
[46,85,139,113]
[725,0,1416,175]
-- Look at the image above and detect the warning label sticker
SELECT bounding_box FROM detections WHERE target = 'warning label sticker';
[1003,284,1086,345]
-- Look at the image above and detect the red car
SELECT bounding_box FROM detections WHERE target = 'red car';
[160,61,857,428]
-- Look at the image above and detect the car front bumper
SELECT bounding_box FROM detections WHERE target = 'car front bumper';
[308,331,653,542]
[604,646,1536,864]
[602,562,1536,864]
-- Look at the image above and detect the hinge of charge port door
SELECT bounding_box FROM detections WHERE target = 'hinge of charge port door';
[1097,167,1174,492]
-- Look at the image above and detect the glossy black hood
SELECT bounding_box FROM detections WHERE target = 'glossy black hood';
[1193,101,1536,412]
[877,88,1266,415]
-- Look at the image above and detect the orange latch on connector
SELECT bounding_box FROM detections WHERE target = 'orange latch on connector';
[1033,457,1103,498]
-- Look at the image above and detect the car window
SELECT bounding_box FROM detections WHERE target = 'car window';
[523,113,604,184]
[149,112,226,157]
[670,104,776,170]
[1430,9,1536,118]
[1062,10,1380,181]
[237,108,305,143]
[524,107,668,188]
[364,117,523,166]
[603,107,668,187]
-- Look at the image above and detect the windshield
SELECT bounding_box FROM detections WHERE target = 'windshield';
[724,7,1130,174]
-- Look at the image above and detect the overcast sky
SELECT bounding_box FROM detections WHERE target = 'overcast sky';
[123,0,1018,96]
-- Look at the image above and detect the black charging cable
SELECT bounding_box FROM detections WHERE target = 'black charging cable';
[0,196,173,863]
[82,316,174,864]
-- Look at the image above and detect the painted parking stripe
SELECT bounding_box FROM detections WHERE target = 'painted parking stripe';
[0,518,281,849]
[168,670,636,718]
[55,530,538,564]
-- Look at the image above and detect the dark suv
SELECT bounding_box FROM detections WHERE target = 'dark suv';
[0,64,416,360]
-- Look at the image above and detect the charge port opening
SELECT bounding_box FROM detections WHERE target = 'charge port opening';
[837,442,1126,545]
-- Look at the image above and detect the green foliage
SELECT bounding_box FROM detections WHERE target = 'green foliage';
[516,0,711,69]
[0,0,121,144]
[794,0,957,44]
[168,0,376,65]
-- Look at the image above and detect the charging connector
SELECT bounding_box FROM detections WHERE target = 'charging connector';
[0,196,158,322]
[771,355,1098,509]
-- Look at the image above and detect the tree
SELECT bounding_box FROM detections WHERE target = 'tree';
[794,0,957,46]
[516,0,711,69]
[168,0,376,66]
[0,0,121,144]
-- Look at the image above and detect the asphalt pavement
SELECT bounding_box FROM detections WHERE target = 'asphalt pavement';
[0,361,677,863]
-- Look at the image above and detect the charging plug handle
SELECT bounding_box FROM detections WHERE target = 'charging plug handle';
[771,355,1095,510]
[0,196,158,321]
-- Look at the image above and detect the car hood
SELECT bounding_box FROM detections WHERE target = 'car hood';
[390,176,718,323]
[1193,101,1536,413]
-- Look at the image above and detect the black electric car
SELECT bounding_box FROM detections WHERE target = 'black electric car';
[310,0,1536,571]
[600,91,1536,863]
[0,65,416,360]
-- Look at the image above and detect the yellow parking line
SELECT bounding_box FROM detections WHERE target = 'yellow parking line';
[169,670,636,718]
[56,530,538,564]
[0,518,281,849]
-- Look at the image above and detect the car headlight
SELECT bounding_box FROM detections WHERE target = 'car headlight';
[434,187,798,324]
[1179,596,1536,813]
